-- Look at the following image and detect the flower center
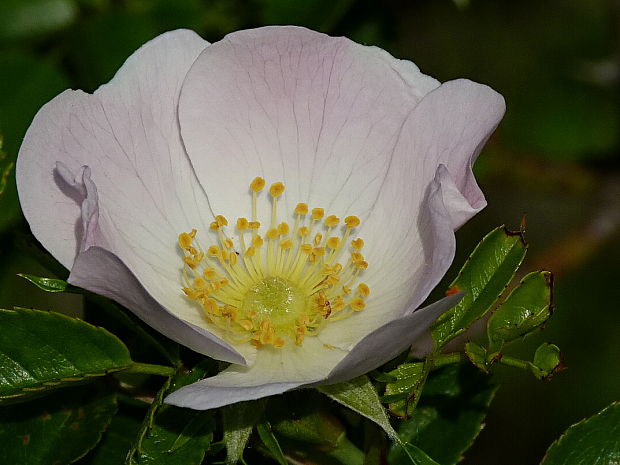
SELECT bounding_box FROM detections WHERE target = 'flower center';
[178,177,370,348]
[241,277,307,328]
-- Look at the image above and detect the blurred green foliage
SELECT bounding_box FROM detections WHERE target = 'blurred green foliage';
[0,1,617,464]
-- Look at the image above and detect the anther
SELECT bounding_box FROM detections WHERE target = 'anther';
[326,237,340,249]
[237,218,249,230]
[269,182,285,197]
[250,177,265,192]
[325,215,340,227]
[357,283,370,297]
[311,208,324,220]
[345,216,360,228]
[295,203,309,215]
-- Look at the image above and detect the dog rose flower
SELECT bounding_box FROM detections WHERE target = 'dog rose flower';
[16,27,504,409]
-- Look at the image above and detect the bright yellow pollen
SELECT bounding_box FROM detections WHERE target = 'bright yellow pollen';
[178,229,196,250]
[178,178,370,349]
[358,283,370,297]
[269,182,285,197]
[351,238,364,250]
[327,237,340,249]
[251,177,265,192]
[325,215,340,227]
[295,203,309,215]
[312,208,324,220]
[237,218,249,230]
[345,216,360,228]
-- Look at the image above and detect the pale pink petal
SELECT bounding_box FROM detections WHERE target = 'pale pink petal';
[17,30,251,363]
[318,79,504,349]
[70,246,246,364]
[178,26,439,225]
[325,293,462,383]
[165,337,346,410]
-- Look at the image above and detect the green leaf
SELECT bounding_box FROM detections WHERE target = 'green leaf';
[0,384,117,465]
[319,375,397,439]
[134,408,214,465]
[382,362,427,418]
[431,226,527,349]
[269,393,345,447]
[268,392,363,465]
[383,362,426,402]
[399,443,442,465]
[223,399,267,465]
[0,308,132,403]
[541,401,620,465]
[531,343,564,380]
[127,361,215,465]
[17,273,179,365]
[464,342,489,373]
[256,421,287,465]
[83,410,142,465]
[0,0,77,41]
[390,364,497,465]
[17,273,74,293]
[487,271,553,352]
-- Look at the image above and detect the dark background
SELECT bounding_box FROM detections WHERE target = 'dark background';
[0,1,618,464]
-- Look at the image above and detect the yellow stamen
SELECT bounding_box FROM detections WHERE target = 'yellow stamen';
[351,238,364,250]
[345,216,360,228]
[237,218,249,230]
[325,215,340,227]
[312,208,324,220]
[295,203,309,215]
[269,182,285,198]
[177,178,370,349]
[250,177,265,192]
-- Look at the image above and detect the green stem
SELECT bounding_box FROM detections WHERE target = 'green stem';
[124,362,176,377]
[499,355,530,370]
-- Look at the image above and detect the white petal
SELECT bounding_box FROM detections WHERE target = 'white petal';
[319,79,505,349]
[325,293,462,383]
[165,337,347,410]
[50,159,248,364]
[69,246,247,364]
[178,26,439,226]
[16,30,238,351]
